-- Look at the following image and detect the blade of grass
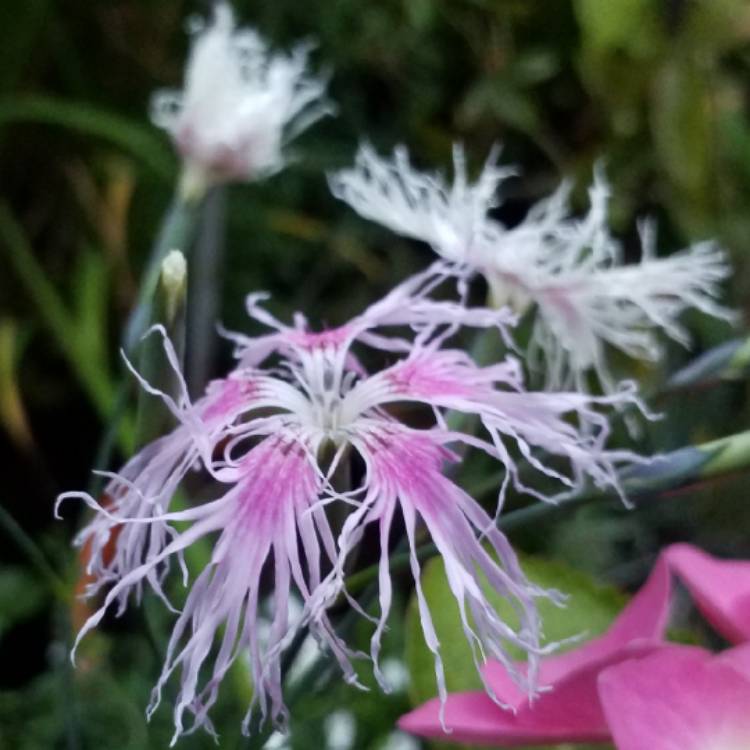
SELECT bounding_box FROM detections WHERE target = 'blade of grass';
[0,203,124,443]
[0,96,175,179]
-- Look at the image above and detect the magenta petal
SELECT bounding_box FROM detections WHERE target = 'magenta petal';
[398,690,611,746]
[716,641,750,679]
[665,543,750,644]
[477,641,662,744]
[599,645,750,750]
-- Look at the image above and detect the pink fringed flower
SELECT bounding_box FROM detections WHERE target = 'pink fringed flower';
[151,2,331,187]
[59,270,637,741]
[399,542,750,746]
[331,146,733,395]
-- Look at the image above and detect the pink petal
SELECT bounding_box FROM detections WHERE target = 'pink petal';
[397,689,611,745]
[717,642,750,679]
[664,543,750,644]
[598,646,750,750]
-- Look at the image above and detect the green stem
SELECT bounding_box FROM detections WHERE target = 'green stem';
[123,188,201,355]
[89,181,204,483]
[132,251,188,447]
[185,186,225,397]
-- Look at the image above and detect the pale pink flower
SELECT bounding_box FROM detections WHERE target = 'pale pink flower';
[151,2,331,186]
[59,271,637,741]
[399,542,750,745]
[331,146,733,394]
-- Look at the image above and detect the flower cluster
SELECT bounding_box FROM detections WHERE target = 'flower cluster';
[399,543,750,750]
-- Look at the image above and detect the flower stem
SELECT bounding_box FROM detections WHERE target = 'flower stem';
[122,186,203,355]
[132,250,188,447]
[185,186,226,396]
[87,181,204,490]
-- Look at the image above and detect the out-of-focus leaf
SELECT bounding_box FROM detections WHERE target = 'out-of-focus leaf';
[0,0,49,91]
[574,0,659,56]
[405,0,435,30]
[574,0,662,139]
[460,77,541,134]
[0,205,119,418]
[651,56,713,229]
[0,318,34,450]
[0,567,45,638]
[404,554,626,706]
[0,205,130,449]
[622,428,750,496]
[719,109,750,187]
[72,248,111,372]
[0,671,150,750]
[667,337,750,388]
[0,96,175,179]
[679,0,750,54]
[512,50,559,86]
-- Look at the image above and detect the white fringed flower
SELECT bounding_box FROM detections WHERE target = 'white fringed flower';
[331,146,734,394]
[329,143,512,263]
[151,2,331,187]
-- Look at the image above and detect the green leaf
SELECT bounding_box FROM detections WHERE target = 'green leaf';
[651,56,713,229]
[72,248,111,375]
[0,204,117,421]
[574,0,657,55]
[405,554,626,705]
[0,670,151,750]
[0,96,175,179]
[678,0,750,55]
[667,338,746,388]
[0,318,34,449]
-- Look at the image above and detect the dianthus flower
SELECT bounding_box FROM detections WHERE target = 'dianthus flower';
[330,145,733,394]
[151,2,331,187]
[58,268,638,742]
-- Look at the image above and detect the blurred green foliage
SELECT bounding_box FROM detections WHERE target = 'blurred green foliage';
[2,0,750,748]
